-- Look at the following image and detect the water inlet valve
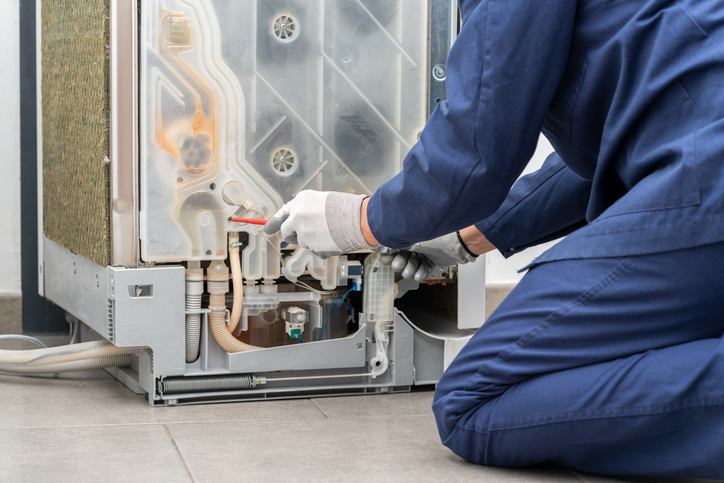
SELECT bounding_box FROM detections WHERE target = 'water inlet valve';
[282,306,308,339]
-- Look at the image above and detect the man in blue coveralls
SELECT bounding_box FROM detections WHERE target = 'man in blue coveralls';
[265,0,724,478]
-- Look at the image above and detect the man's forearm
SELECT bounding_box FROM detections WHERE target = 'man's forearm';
[459,225,496,256]
[363,196,494,256]
[475,153,592,258]
[361,197,380,247]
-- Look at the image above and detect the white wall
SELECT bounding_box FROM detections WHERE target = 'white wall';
[486,135,557,285]
[0,0,22,294]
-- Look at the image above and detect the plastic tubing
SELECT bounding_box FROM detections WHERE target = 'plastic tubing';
[0,340,135,374]
[185,262,203,363]
[207,261,261,352]
[0,355,133,375]
[228,233,243,334]
[0,335,48,349]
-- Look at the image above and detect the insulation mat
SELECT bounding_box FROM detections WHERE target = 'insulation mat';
[42,0,111,267]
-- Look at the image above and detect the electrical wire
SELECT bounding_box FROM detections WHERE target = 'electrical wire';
[318,288,355,341]
[0,335,48,349]
[244,206,267,218]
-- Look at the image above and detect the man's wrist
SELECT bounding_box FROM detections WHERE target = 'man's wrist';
[360,197,380,247]
[456,231,479,259]
[458,225,495,256]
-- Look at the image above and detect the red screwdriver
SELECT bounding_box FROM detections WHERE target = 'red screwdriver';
[229,217,269,226]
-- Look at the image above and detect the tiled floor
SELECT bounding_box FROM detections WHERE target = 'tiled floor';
[0,336,717,483]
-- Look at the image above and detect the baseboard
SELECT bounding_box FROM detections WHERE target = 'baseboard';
[0,293,22,334]
[485,283,517,319]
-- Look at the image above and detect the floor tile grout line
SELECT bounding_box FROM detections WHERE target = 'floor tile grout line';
[567,468,590,483]
[163,423,196,483]
[310,399,329,419]
[3,413,434,431]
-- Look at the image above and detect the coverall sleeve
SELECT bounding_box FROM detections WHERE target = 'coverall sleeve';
[365,0,578,248]
[475,152,592,258]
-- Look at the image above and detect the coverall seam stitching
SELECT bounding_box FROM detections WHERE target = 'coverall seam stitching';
[462,258,632,394]
[573,215,710,237]
[675,81,704,130]
[471,0,493,160]
[676,1,724,58]
[484,397,724,432]
[480,165,568,244]
[565,52,588,143]
[482,224,513,254]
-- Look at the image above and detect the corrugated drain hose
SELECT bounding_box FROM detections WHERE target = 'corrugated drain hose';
[207,261,261,352]
[185,263,203,363]
[228,233,243,334]
[0,340,135,375]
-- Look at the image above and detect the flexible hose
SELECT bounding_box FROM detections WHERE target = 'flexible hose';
[185,293,202,363]
[0,335,48,349]
[0,340,136,374]
[228,233,243,334]
[0,355,133,375]
[209,293,260,352]
[185,265,203,363]
[207,261,260,352]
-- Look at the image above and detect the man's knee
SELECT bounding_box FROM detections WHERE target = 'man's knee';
[432,370,496,465]
[432,387,492,464]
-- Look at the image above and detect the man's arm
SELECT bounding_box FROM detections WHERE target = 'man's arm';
[365,0,578,248]
[364,153,591,258]
[475,152,592,257]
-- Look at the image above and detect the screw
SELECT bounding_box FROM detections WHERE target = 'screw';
[432,63,446,81]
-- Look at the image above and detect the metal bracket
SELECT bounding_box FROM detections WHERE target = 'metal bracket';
[428,0,458,117]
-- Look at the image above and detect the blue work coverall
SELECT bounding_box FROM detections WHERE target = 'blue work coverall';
[366,0,724,478]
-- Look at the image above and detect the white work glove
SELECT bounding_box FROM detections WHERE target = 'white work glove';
[264,190,372,258]
[379,232,477,282]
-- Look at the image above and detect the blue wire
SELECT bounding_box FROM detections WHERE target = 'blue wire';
[295,337,304,343]
[318,305,335,342]
[317,288,355,341]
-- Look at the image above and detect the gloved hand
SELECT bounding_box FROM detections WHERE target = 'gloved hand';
[264,190,372,258]
[379,232,477,282]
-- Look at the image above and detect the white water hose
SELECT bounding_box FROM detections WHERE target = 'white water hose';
[0,340,135,375]
[185,262,204,363]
